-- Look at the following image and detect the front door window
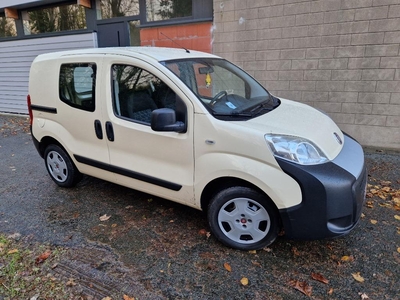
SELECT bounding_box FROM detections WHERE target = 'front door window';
[112,64,184,124]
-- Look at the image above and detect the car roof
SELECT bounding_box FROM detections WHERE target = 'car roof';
[35,47,220,62]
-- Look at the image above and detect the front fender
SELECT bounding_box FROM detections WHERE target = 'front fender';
[194,152,302,209]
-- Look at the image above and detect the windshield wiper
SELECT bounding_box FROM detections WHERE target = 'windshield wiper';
[212,111,252,117]
[248,97,280,116]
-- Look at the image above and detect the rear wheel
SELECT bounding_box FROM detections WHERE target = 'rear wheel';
[208,186,280,250]
[44,144,82,187]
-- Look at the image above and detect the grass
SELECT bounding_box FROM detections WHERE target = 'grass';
[0,234,71,299]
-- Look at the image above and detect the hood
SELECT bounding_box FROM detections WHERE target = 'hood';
[240,98,344,160]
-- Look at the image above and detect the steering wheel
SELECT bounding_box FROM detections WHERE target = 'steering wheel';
[210,90,228,106]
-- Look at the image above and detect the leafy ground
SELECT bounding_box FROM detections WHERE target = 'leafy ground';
[0,115,30,137]
[0,234,71,299]
[0,233,140,299]
[0,114,399,299]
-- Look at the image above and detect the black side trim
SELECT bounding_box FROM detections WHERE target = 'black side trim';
[74,155,182,191]
[31,105,57,114]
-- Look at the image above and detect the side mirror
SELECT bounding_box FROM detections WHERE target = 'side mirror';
[151,108,186,133]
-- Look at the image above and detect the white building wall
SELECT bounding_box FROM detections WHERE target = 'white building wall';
[0,32,97,114]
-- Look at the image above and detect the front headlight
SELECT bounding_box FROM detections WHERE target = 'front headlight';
[265,134,328,165]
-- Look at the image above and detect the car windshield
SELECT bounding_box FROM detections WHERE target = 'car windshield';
[162,58,280,120]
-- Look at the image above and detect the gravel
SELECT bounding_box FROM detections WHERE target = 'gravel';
[1,114,399,299]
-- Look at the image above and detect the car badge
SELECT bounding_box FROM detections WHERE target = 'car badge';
[334,132,343,145]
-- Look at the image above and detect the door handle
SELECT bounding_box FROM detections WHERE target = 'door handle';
[94,120,103,140]
[105,121,114,142]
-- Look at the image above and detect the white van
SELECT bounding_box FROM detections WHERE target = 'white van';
[28,47,367,250]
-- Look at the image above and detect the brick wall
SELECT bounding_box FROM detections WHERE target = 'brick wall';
[213,0,400,150]
[141,22,212,53]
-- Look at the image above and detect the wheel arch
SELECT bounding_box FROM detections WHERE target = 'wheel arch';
[200,177,280,216]
[37,136,65,158]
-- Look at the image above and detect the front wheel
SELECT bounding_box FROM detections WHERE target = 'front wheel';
[44,144,82,187]
[207,187,280,250]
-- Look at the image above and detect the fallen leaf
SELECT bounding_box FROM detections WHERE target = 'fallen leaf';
[99,214,111,221]
[359,292,369,299]
[66,278,77,287]
[199,252,214,259]
[224,262,232,272]
[7,233,21,240]
[311,272,329,284]
[240,277,249,286]
[252,260,261,267]
[248,250,256,254]
[395,215,400,221]
[35,250,51,264]
[198,229,207,235]
[394,251,400,264]
[397,247,400,254]
[205,263,217,270]
[352,272,365,283]
[292,247,300,256]
[101,297,112,300]
[370,219,378,224]
[341,255,354,262]
[289,279,312,297]
[7,249,18,254]
[328,288,334,295]
[111,223,117,228]
[123,295,135,300]
[63,235,73,241]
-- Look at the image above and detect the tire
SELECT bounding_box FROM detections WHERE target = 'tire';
[207,186,280,250]
[44,144,82,188]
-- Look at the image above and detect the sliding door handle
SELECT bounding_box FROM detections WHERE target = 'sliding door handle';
[94,120,103,140]
[105,121,114,142]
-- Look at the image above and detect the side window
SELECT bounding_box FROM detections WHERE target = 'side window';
[59,63,96,112]
[112,64,184,124]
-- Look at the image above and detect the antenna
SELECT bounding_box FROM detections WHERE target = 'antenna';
[160,32,190,53]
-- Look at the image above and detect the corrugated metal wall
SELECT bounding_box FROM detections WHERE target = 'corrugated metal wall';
[0,33,97,114]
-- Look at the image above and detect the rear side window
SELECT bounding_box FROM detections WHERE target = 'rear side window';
[59,63,96,112]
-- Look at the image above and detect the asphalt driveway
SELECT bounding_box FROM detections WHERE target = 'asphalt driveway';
[0,114,399,299]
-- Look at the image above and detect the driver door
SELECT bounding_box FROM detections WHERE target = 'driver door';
[101,59,195,205]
